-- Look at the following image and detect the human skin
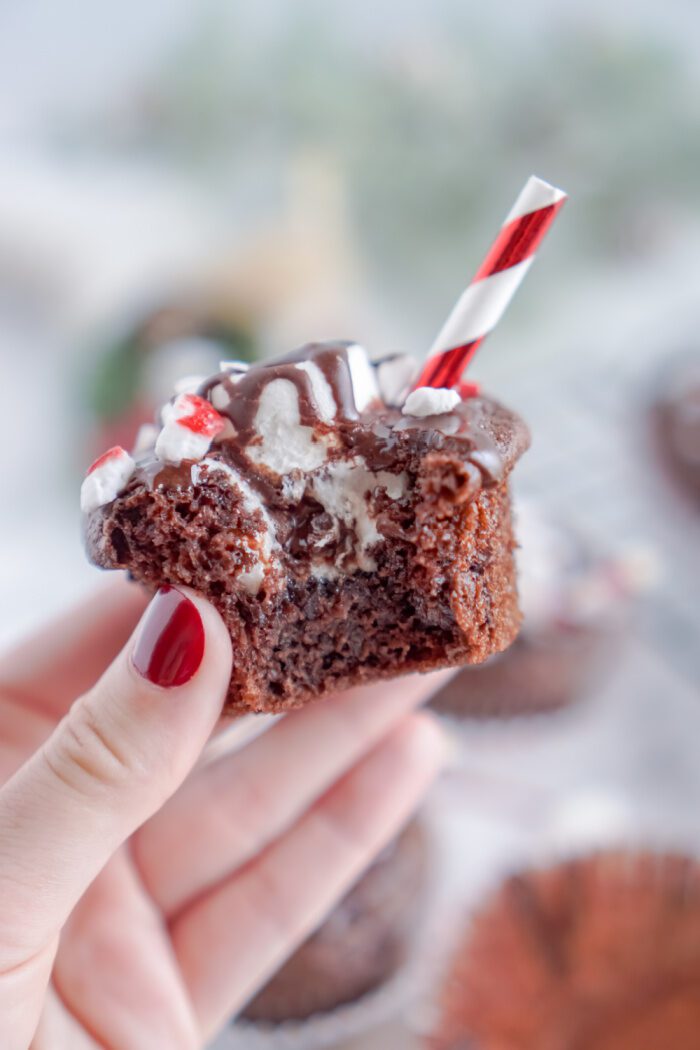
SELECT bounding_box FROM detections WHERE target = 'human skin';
[0,579,445,1049]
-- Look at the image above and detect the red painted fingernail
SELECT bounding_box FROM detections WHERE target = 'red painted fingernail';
[132,586,205,688]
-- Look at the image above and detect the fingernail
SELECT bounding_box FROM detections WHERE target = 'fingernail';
[132,586,205,688]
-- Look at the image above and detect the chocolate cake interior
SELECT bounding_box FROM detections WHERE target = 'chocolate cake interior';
[85,342,529,713]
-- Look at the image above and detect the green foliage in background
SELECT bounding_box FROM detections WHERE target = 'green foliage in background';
[56,7,700,322]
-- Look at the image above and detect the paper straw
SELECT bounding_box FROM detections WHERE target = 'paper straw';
[414,176,567,390]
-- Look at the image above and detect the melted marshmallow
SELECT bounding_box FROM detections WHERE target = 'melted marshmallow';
[192,458,278,595]
[247,379,331,475]
[402,386,461,418]
[346,343,380,411]
[294,360,337,422]
[312,457,407,571]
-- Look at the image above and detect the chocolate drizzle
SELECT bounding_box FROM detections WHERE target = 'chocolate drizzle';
[277,341,362,419]
[133,341,526,579]
[195,341,510,487]
[198,341,363,448]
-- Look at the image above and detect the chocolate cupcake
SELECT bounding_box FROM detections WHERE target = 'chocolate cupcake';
[654,353,700,503]
[430,850,700,1050]
[430,504,650,718]
[82,341,529,714]
[242,817,429,1024]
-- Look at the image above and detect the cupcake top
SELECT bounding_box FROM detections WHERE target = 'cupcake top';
[430,851,700,1050]
[82,341,529,589]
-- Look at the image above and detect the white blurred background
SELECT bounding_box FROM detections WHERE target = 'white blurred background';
[1,5,699,1042]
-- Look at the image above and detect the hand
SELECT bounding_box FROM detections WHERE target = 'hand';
[0,581,445,1049]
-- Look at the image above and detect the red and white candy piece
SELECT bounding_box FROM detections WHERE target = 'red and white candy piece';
[155,393,226,466]
[80,446,136,513]
[457,379,481,399]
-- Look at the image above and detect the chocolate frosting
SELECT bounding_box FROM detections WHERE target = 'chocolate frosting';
[193,340,525,482]
[198,340,363,436]
[131,341,529,574]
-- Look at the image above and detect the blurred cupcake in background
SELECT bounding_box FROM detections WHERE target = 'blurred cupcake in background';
[83,296,258,459]
[224,817,431,1048]
[653,352,700,505]
[428,849,700,1050]
[242,818,429,1024]
[431,502,657,719]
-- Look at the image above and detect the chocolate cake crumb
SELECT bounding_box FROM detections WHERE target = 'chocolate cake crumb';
[84,342,529,713]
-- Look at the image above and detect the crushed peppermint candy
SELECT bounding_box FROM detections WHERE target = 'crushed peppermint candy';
[171,393,225,436]
[457,379,481,399]
[81,446,136,513]
[156,393,225,465]
[402,386,461,418]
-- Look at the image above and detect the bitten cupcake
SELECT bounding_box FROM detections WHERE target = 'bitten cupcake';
[241,817,429,1024]
[83,342,529,715]
[430,503,653,718]
[429,850,700,1050]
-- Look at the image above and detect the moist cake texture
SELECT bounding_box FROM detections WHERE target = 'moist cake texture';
[83,341,529,713]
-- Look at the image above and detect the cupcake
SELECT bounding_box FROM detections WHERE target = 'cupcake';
[241,816,429,1023]
[430,503,652,718]
[654,353,700,503]
[83,343,528,715]
[429,850,700,1050]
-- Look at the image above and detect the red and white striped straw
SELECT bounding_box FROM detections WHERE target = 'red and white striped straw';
[414,175,567,390]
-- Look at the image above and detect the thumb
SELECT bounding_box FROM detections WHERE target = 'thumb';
[0,585,231,984]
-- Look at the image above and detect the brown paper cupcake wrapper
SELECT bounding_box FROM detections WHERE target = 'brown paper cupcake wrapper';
[412,819,700,1047]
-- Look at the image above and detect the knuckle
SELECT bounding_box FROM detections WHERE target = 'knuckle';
[44,699,137,797]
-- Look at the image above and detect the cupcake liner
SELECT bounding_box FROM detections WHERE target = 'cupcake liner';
[411,795,700,1047]
[423,631,698,1046]
[432,679,595,747]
